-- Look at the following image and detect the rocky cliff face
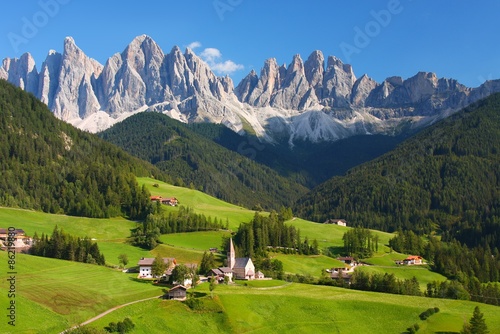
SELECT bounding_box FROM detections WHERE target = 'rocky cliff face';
[1,35,499,143]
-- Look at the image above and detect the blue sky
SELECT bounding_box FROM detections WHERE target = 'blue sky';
[1,0,499,87]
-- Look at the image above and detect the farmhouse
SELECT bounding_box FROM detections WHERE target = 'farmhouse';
[323,219,347,226]
[137,257,177,279]
[165,285,187,300]
[330,269,353,283]
[209,267,233,283]
[161,197,178,206]
[337,256,357,266]
[150,196,179,206]
[395,255,423,265]
[0,228,32,252]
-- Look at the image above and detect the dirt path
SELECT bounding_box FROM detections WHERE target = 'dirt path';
[61,295,162,333]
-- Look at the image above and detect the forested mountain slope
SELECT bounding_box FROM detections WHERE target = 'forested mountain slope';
[0,79,165,219]
[295,93,500,250]
[189,122,405,187]
[99,112,308,209]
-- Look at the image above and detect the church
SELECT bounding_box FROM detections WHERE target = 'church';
[228,238,255,280]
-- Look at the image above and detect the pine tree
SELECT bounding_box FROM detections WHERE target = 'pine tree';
[466,306,489,334]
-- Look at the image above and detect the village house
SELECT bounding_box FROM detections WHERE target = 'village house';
[161,197,178,206]
[137,257,177,279]
[256,271,265,279]
[150,196,179,206]
[165,285,187,301]
[337,256,358,267]
[329,269,353,283]
[323,219,347,227]
[395,255,423,266]
[0,228,32,252]
[209,267,233,283]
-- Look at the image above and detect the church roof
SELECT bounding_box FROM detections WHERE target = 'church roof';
[234,257,251,269]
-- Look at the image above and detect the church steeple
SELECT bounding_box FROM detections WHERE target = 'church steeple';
[228,238,236,269]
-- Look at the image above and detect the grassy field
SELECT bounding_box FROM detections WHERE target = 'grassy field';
[0,179,472,333]
[0,252,163,332]
[159,231,230,252]
[286,218,395,252]
[138,177,257,230]
[86,282,500,334]
[272,253,346,277]
[363,251,413,266]
[357,264,448,289]
[0,207,137,240]
[152,243,225,267]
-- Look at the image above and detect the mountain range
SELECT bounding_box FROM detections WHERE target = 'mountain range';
[3,35,500,144]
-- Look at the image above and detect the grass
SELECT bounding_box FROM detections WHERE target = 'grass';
[97,241,152,267]
[0,294,69,334]
[138,177,257,230]
[0,206,137,240]
[286,218,395,252]
[152,244,224,267]
[0,252,163,331]
[272,253,346,277]
[85,282,500,334]
[363,251,413,267]
[0,179,470,333]
[89,297,230,333]
[357,265,448,289]
[234,279,289,288]
[159,231,230,251]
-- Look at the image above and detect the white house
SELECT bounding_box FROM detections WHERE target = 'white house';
[137,257,176,279]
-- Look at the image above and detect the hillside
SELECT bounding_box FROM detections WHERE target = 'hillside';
[99,112,308,209]
[295,93,500,250]
[189,122,405,187]
[1,250,496,334]
[0,79,166,218]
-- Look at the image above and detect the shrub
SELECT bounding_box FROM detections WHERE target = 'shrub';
[105,318,134,333]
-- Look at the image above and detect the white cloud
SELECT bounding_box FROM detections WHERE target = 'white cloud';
[211,60,244,74]
[200,48,222,63]
[199,47,244,75]
[187,41,202,50]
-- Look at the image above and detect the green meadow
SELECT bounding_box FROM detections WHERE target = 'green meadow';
[286,217,394,251]
[357,264,448,289]
[137,177,257,230]
[272,253,346,277]
[0,179,481,333]
[0,252,163,333]
[159,231,230,251]
[0,206,137,240]
[87,282,500,334]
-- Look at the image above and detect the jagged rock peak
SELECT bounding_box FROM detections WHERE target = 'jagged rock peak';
[288,54,304,72]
